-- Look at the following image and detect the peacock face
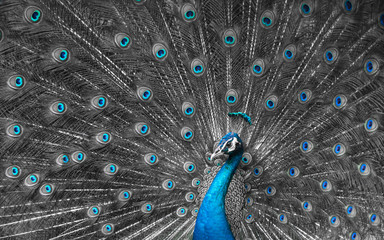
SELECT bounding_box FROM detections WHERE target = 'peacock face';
[211,132,243,159]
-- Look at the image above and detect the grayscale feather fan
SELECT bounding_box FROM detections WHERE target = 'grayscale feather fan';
[0,0,384,239]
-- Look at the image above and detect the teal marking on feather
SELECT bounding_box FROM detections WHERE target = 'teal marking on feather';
[228,112,252,125]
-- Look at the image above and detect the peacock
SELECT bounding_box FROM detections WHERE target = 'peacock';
[1,0,384,239]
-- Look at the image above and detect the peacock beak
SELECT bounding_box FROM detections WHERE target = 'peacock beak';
[210,146,225,160]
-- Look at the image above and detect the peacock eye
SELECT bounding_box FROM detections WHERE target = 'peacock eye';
[52,48,70,63]
[40,183,54,195]
[349,232,360,240]
[298,89,312,103]
[153,43,168,61]
[324,48,339,64]
[251,59,266,77]
[162,179,175,191]
[185,192,196,202]
[114,33,132,49]
[50,101,67,114]
[24,6,43,23]
[225,89,239,106]
[71,151,86,163]
[364,59,379,75]
[184,162,196,173]
[343,0,356,14]
[104,163,118,175]
[223,29,237,47]
[278,214,288,224]
[364,118,378,132]
[320,179,332,192]
[260,10,275,29]
[182,102,196,117]
[346,205,357,217]
[329,215,340,227]
[190,58,205,77]
[333,94,347,109]
[91,95,108,109]
[6,123,24,138]
[287,166,300,177]
[8,75,26,89]
[181,3,197,22]
[283,44,297,62]
[141,202,153,213]
[101,223,114,235]
[302,201,312,211]
[192,178,201,188]
[135,122,151,136]
[137,87,153,102]
[25,173,40,187]
[118,190,132,201]
[176,207,188,217]
[191,207,199,216]
[88,206,101,217]
[245,213,254,223]
[300,1,314,17]
[181,127,194,141]
[5,165,21,178]
[333,143,346,156]
[265,186,276,196]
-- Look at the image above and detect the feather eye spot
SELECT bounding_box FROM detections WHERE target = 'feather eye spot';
[301,3,311,15]
[137,87,153,102]
[101,224,114,235]
[333,143,346,156]
[265,95,278,111]
[241,153,252,166]
[225,89,239,106]
[114,33,132,49]
[88,206,101,217]
[302,201,312,211]
[190,58,205,77]
[265,186,276,196]
[5,166,21,178]
[96,132,112,144]
[288,166,300,177]
[298,89,312,103]
[181,127,194,141]
[283,44,297,62]
[182,102,196,117]
[245,214,254,223]
[253,166,263,177]
[285,50,293,59]
[192,178,201,187]
[91,95,108,109]
[320,179,332,192]
[344,0,353,12]
[40,184,54,196]
[349,232,360,240]
[346,205,357,217]
[144,153,159,166]
[6,123,23,138]
[250,59,266,77]
[135,122,150,136]
[25,6,43,23]
[223,29,237,47]
[52,48,70,63]
[118,190,132,201]
[365,118,378,132]
[185,192,196,202]
[141,203,153,213]
[301,140,313,153]
[152,43,168,61]
[8,76,25,89]
[369,213,380,225]
[104,163,118,175]
[25,173,40,186]
[162,179,175,191]
[71,151,86,163]
[324,48,339,64]
[50,101,67,115]
[364,59,379,75]
[181,4,197,22]
[358,162,371,176]
[333,95,347,109]
[260,10,275,28]
[329,215,340,227]
[379,13,384,28]
[278,214,288,224]
[184,162,196,173]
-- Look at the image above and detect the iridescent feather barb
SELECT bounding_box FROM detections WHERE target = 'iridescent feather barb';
[228,112,252,125]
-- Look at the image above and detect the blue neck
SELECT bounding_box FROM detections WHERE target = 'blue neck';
[193,150,243,240]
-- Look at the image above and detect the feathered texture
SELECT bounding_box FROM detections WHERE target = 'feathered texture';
[0,0,384,239]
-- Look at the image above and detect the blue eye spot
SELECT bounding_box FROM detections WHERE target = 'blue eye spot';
[242,157,248,163]
[344,0,352,11]
[326,51,333,61]
[360,163,367,173]
[301,3,310,14]
[98,97,106,107]
[45,185,52,193]
[184,131,192,139]
[92,207,99,214]
[289,168,295,176]
[331,216,337,224]
[185,10,195,19]
[371,214,377,222]
[167,181,173,188]
[366,61,373,72]
[105,224,112,232]
[77,153,84,161]
[59,50,68,61]
[285,50,293,59]
[279,214,285,221]
[185,107,194,115]
[254,167,260,175]
[150,155,156,163]
[110,165,116,173]
[156,49,166,58]
[30,175,37,182]
[303,202,309,209]
[189,194,194,199]
[335,96,342,106]
[146,204,151,211]
[300,92,307,101]
[15,77,23,87]
[13,125,21,135]
[347,206,353,214]
[196,180,200,185]
[253,65,262,74]
[334,144,341,154]
[267,100,275,109]
[12,167,18,175]
[120,37,130,47]
[142,90,151,100]
[31,10,41,22]
[225,36,235,44]
[322,181,328,189]
[302,142,308,150]
[267,187,272,194]
[180,208,185,214]
[62,155,69,163]
[227,96,236,103]
[57,103,65,113]
[141,125,148,134]
[123,191,130,199]
[188,165,194,171]
[193,65,203,74]
[262,17,271,26]
[102,133,109,142]
[351,232,357,239]
[247,214,252,219]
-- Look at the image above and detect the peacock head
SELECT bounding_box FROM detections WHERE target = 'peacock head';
[211,132,243,159]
